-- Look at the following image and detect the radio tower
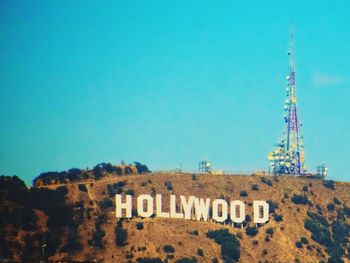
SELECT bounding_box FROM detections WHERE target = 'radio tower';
[268,32,307,176]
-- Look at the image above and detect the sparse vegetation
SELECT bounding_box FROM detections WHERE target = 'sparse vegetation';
[125,189,135,196]
[304,211,350,262]
[322,180,335,190]
[136,258,163,263]
[239,190,248,197]
[267,199,278,213]
[251,184,259,191]
[291,194,309,205]
[136,222,144,230]
[295,241,303,248]
[115,220,128,247]
[134,162,150,174]
[78,184,87,192]
[99,197,114,210]
[266,228,274,236]
[246,226,258,237]
[260,177,273,186]
[175,257,197,263]
[273,214,283,222]
[326,203,335,212]
[300,237,308,244]
[164,181,173,191]
[333,197,341,205]
[89,216,106,248]
[163,244,175,253]
[1,170,349,262]
[206,229,240,262]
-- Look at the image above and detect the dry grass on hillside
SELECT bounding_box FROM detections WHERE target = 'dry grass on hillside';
[45,173,350,263]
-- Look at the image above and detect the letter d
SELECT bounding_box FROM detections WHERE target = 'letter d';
[253,200,269,224]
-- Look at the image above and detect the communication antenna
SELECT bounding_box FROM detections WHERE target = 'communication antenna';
[199,157,212,174]
[268,30,307,176]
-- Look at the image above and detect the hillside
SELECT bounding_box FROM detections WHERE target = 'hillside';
[0,169,349,263]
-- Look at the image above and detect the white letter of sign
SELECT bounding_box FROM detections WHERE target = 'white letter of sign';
[230,200,245,223]
[253,200,269,223]
[212,199,228,223]
[137,194,153,218]
[115,194,132,218]
[194,197,211,221]
[156,194,169,218]
[170,195,184,218]
[180,195,195,219]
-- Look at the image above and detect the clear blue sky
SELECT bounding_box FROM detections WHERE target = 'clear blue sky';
[1,1,349,185]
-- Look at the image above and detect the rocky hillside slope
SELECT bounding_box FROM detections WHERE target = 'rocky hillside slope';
[0,169,349,263]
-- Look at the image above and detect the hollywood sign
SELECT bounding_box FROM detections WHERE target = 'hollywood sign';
[116,194,269,224]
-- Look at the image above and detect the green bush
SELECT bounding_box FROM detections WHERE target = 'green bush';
[260,177,273,186]
[327,203,335,212]
[98,198,114,210]
[246,226,258,236]
[125,189,134,196]
[136,258,163,263]
[206,229,240,262]
[239,190,248,197]
[322,180,335,190]
[295,241,303,248]
[197,248,204,256]
[251,184,259,191]
[266,228,274,236]
[136,222,144,230]
[273,214,283,222]
[175,257,197,263]
[107,184,123,197]
[304,219,332,246]
[134,162,150,174]
[291,194,309,205]
[333,197,341,205]
[307,211,328,227]
[267,200,278,213]
[78,184,87,192]
[90,222,105,248]
[300,237,308,244]
[164,181,173,191]
[163,244,175,253]
[115,220,127,246]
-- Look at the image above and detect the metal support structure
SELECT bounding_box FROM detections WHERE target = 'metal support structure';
[198,159,212,174]
[268,32,307,176]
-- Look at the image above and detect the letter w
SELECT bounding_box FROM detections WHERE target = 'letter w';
[194,198,210,221]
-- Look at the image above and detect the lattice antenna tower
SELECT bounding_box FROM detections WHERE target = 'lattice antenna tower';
[268,32,307,175]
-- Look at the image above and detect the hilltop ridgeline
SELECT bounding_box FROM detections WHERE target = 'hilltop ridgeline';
[33,162,150,187]
[0,165,349,263]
